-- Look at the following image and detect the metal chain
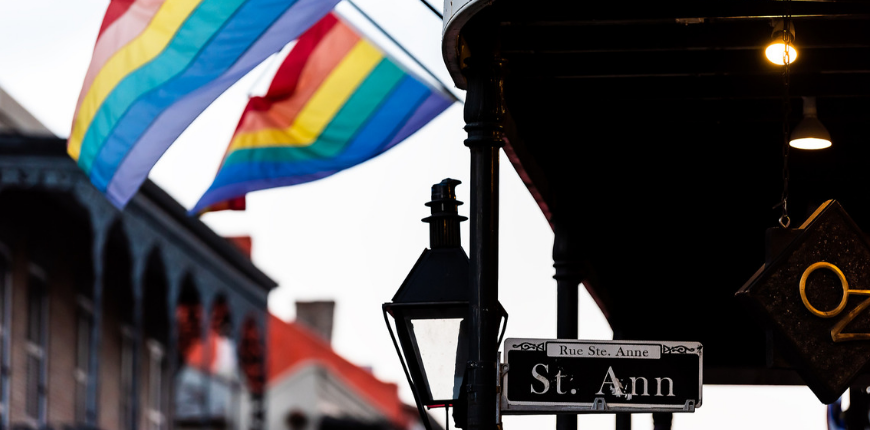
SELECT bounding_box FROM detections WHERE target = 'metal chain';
[779,1,793,228]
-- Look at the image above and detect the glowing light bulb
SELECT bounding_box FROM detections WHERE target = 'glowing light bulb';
[789,97,831,150]
[765,42,798,65]
[789,138,831,150]
[765,20,798,65]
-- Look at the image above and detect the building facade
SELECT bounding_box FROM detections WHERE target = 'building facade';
[0,133,275,430]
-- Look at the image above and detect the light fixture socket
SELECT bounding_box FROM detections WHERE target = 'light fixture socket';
[771,19,795,44]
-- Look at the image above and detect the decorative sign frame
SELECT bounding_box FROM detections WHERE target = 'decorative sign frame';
[501,338,702,414]
[738,200,870,403]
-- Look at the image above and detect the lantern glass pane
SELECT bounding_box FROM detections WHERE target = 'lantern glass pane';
[410,317,467,402]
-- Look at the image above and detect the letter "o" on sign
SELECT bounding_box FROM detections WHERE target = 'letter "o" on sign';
[799,262,849,318]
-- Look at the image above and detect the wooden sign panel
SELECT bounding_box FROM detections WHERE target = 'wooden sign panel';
[738,200,870,403]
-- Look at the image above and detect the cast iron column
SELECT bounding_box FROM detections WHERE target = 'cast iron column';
[553,220,581,430]
[846,379,870,429]
[462,12,505,430]
[653,412,673,430]
[87,223,110,426]
[131,252,147,430]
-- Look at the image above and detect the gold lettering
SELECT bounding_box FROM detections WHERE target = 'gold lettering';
[799,262,870,342]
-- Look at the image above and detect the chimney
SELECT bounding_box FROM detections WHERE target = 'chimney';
[224,236,252,259]
[295,301,335,343]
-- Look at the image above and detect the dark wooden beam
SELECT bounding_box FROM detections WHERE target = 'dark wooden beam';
[494,0,870,25]
[502,19,870,54]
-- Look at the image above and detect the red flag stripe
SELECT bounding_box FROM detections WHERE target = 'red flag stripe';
[232,14,360,135]
[97,0,138,39]
[267,12,339,97]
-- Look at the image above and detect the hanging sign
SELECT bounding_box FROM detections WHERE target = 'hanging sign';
[501,338,702,414]
[737,200,870,404]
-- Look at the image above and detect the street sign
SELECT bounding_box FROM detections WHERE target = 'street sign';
[737,200,870,403]
[501,338,702,414]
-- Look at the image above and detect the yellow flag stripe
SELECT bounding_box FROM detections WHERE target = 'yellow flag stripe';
[228,40,383,151]
[68,0,203,160]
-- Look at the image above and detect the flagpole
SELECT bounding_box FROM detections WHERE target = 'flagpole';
[344,0,462,103]
[418,0,443,19]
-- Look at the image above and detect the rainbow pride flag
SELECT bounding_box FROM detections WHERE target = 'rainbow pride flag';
[67,0,340,208]
[190,13,454,213]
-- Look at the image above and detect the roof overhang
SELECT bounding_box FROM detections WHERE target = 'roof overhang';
[442,0,870,386]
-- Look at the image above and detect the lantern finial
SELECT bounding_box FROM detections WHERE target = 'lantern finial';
[423,178,467,249]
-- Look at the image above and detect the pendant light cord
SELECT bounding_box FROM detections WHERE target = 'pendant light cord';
[778,0,793,228]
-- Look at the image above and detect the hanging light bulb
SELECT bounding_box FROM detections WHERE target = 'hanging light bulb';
[766,19,798,65]
[790,97,832,149]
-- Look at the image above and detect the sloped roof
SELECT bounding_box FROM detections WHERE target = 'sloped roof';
[0,85,53,136]
[267,315,408,429]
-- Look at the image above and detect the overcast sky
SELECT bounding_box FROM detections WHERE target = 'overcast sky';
[0,0,830,428]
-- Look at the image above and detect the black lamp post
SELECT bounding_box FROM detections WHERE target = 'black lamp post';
[383,179,507,430]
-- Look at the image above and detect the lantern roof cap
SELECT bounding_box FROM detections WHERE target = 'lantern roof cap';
[392,248,470,304]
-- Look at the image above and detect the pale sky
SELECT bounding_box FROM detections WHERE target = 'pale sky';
[0,0,829,428]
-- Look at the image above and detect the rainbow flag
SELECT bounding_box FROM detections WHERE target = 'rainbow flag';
[190,13,454,213]
[67,0,340,208]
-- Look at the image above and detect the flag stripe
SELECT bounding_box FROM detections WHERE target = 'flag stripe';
[195,171,337,209]
[229,39,382,151]
[234,20,358,135]
[79,0,249,175]
[72,0,165,124]
[191,74,435,212]
[223,58,405,166]
[215,75,429,185]
[384,91,454,151]
[190,13,454,213]
[88,0,292,191]
[103,0,340,207]
[98,0,137,37]
[263,12,339,98]
[226,13,340,142]
[345,75,430,154]
[68,0,204,160]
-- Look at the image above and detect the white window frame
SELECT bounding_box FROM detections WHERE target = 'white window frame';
[147,339,165,430]
[25,264,48,425]
[75,296,93,424]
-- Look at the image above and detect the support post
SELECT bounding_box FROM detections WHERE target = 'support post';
[653,412,673,430]
[87,226,109,427]
[553,221,581,430]
[462,11,505,430]
[130,254,146,430]
[165,255,185,430]
[615,414,632,430]
[252,327,268,430]
[200,294,215,429]
[846,379,870,429]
